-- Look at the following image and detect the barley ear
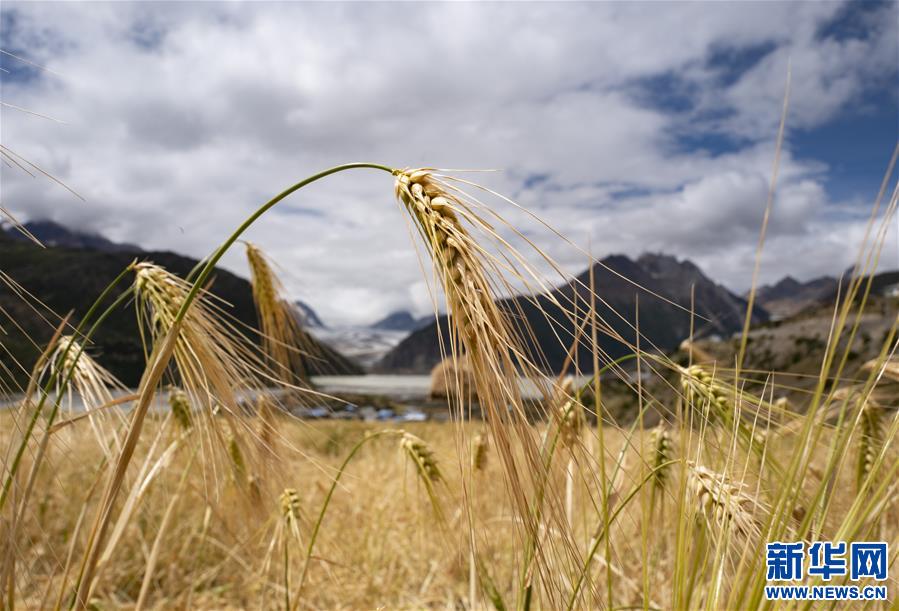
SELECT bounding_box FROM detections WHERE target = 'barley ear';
[472,432,489,472]
[687,463,765,541]
[649,424,673,490]
[401,432,442,484]
[168,388,192,431]
[856,400,883,492]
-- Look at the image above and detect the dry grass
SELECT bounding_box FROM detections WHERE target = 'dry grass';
[4,414,896,609]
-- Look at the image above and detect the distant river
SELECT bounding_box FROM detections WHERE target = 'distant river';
[313,374,557,401]
[2,375,559,411]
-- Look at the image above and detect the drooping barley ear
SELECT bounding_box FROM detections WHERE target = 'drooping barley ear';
[554,376,584,450]
[279,487,301,611]
[132,262,262,413]
[43,335,126,453]
[680,365,729,425]
[245,242,316,384]
[229,437,246,481]
[472,432,489,472]
[280,488,301,530]
[401,432,442,484]
[257,393,278,455]
[649,424,673,490]
[394,170,524,414]
[168,387,192,431]
[687,463,765,540]
[395,169,573,602]
[856,400,883,492]
[400,432,446,526]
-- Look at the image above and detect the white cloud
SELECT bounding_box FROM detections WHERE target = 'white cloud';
[1,1,895,324]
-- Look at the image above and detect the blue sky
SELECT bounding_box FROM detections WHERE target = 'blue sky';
[1,1,897,324]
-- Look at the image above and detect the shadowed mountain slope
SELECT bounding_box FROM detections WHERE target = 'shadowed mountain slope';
[0,228,362,387]
[375,253,767,374]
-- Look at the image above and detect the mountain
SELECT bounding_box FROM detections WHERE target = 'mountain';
[690,273,899,402]
[370,310,431,332]
[5,219,142,253]
[307,326,409,369]
[0,227,362,387]
[375,253,767,374]
[295,300,325,328]
[755,275,838,320]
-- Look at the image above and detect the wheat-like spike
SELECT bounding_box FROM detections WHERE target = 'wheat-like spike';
[394,170,524,406]
[133,262,263,407]
[43,335,126,454]
[680,365,730,420]
[133,262,274,488]
[400,432,442,483]
[687,463,765,540]
[245,243,317,383]
[649,424,673,490]
[280,488,301,529]
[554,376,584,450]
[472,432,489,472]
[856,400,883,492]
[229,437,246,480]
[395,171,484,345]
[168,387,192,431]
[395,169,582,605]
[46,335,124,414]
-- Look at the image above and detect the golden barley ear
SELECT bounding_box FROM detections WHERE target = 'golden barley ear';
[399,432,446,525]
[132,262,261,407]
[553,376,585,450]
[245,242,323,384]
[41,334,128,456]
[687,463,766,541]
[280,488,301,529]
[131,262,277,489]
[472,432,489,472]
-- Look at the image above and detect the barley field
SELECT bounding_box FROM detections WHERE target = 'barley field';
[2,160,898,611]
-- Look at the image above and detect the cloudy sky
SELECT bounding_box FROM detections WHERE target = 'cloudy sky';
[1,1,897,325]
